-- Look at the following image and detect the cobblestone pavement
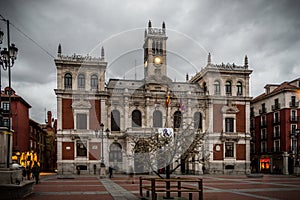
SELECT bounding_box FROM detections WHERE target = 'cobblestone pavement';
[24,173,300,200]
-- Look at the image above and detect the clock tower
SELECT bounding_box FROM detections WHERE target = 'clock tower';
[143,20,168,82]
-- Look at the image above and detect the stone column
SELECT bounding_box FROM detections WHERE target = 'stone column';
[282,152,289,175]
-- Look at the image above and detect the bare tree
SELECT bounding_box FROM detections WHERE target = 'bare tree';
[127,122,207,198]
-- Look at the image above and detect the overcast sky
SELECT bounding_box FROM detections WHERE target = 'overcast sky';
[0,0,299,123]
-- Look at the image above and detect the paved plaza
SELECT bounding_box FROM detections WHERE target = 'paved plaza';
[23,173,300,200]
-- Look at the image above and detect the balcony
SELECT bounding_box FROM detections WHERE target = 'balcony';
[260,121,267,128]
[271,147,281,153]
[271,103,281,111]
[289,101,299,108]
[261,135,267,141]
[273,118,280,124]
[290,116,300,122]
[272,133,280,139]
[259,108,267,114]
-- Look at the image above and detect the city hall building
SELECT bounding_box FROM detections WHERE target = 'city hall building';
[55,21,252,175]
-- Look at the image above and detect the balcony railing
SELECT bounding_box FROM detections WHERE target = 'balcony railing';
[271,103,281,111]
[272,133,280,139]
[289,101,299,108]
[261,135,267,141]
[259,108,267,114]
[290,116,300,122]
[273,118,280,124]
[260,121,267,128]
[271,147,281,153]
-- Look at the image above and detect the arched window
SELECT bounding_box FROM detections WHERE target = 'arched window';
[214,80,220,95]
[194,112,202,130]
[225,81,232,96]
[91,74,98,89]
[173,111,182,128]
[78,74,85,89]
[237,81,243,96]
[64,73,72,89]
[132,110,142,127]
[153,110,162,127]
[109,143,122,162]
[111,110,120,131]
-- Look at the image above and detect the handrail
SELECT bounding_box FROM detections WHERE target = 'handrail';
[139,176,203,200]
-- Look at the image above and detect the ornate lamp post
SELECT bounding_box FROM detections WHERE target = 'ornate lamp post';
[95,123,110,176]
[0,17,18,168]
[100,123,105,166]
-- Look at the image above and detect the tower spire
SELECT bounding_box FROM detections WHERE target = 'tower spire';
[57,43,62,57]
[244,55,248,68]
[101,46,105,60]
[162,21,166,29]
[208,52,211,65]
[148,20,152,28]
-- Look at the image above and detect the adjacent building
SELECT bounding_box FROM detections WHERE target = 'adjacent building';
[55,21,252,175]
[250,79,300,174]
[0,87,57,170]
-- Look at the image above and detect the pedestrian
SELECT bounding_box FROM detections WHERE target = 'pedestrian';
[22,167,26,181]
[128,166,134,184]
[109,166,113,178]
[31,161,40,184]
[26,166,31,180]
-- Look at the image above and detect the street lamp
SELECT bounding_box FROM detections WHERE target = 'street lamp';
[0,17,18,168]
[100,123,105,166]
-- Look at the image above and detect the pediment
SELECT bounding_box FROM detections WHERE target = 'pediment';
[72,99,91,110]
[221,105,239,114]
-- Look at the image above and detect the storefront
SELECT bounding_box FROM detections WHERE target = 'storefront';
[260,157,270,173]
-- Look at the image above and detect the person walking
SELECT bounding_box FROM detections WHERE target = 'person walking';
[128,166,134,184]
[26,166,31,180]
[109,166,113,178]
[31,161,40,184]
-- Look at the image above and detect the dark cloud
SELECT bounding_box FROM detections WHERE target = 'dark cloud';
[0,0,299,122]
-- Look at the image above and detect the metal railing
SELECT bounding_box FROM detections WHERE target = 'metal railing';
[139,177,203,200]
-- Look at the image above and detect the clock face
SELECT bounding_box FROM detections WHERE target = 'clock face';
[154,56,162,66]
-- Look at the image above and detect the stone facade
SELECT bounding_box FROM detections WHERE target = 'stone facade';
[55,21,252,175]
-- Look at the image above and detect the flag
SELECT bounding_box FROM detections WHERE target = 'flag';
[165,95,170,107]
[180,98,185,112]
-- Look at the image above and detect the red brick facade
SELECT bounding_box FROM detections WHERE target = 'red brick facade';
[62,142,74,160]
[236,144,246,160]
[89,142,101,160]
[213,144,223,160]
